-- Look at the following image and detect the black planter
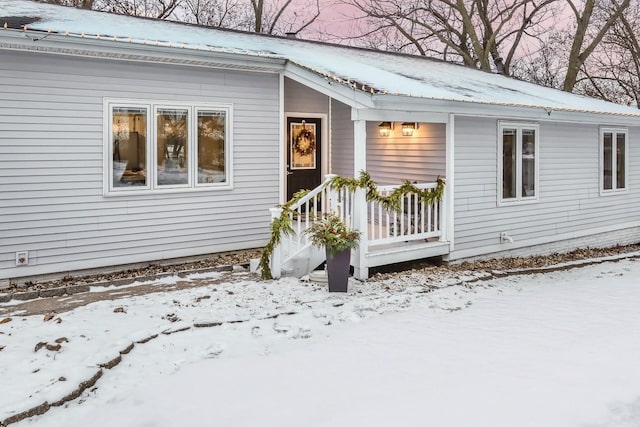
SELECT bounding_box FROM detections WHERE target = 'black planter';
[325,249,351,292]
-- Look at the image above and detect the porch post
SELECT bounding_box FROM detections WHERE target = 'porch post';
[443,113,455,256]
[352,119,368,280]
[269,207,283,278]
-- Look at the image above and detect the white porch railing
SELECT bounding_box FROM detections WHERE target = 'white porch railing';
[269,175,445,278]
[367,183,442,246]
[269,175,339,278]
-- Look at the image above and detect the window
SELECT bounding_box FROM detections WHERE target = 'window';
[498,122,539,204]
[106,100,231,194]
[601,128,627,193]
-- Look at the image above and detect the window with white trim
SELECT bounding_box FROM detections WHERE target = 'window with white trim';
[600,128,627,193]
[498,122,539,203]
[106,100,231,194]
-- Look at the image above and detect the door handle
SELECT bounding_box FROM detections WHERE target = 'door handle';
[287,171,293,176]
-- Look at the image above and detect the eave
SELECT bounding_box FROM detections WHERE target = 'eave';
[369,94,640,126]
[0,28,286,73]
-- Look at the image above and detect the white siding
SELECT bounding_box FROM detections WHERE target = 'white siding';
[451,116,640,259]
[284,78,329,115]
[0,51,280,279]
[366,122,445,185]
[330,99,354,177]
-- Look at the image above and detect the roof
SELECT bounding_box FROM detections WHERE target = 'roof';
[2,0,640,119]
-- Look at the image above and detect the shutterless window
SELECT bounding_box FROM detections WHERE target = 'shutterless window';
[498,123,539,203]
[156,107,189,187]
[111,106,149,189]
[601,128,627,192]
[106,100,231,194]
[197,109,227,184]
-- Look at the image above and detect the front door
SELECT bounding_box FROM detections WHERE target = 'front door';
[286,117,322,200]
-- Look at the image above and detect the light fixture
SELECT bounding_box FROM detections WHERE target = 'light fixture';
[378,122,393,137]
[402,122,418,136]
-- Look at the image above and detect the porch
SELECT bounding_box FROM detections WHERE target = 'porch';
[268,174,449,280]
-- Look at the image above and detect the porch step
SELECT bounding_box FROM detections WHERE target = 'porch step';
[250,245,326,279]
[366,240,450,268]
[281,244,325,277]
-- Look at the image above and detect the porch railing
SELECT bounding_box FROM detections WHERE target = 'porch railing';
[367,182,442,246]
[268,175,444,278]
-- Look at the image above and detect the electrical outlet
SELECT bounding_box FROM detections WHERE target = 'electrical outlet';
[15,251,29,266]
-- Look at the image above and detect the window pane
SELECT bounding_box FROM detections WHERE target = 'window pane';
[522,129,536,197]
[502,129,516,199]
[603,133,613,190]
[616,133,625,189]
[112,107,147,187]
[157,108,189,186]
[197,110,226,184]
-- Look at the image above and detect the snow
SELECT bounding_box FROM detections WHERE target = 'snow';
[2,0,640,117]
[2,259,640,426]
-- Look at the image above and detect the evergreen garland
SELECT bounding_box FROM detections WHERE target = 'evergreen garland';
[259,189,310,280]
[259,171,445,280]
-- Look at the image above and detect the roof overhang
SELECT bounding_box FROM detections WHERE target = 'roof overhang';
[0,28,286,72]
[283,62,374,109]
[370,94,640,126]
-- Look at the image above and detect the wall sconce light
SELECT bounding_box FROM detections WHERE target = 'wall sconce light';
[378,121,393,137]
[402,122,418,136]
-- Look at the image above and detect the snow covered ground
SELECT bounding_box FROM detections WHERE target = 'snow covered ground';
[1,259,640,426]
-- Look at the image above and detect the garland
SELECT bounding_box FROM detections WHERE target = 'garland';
[293,127,316,156]
[258,188,310,280]
[259,171,445,280]
[329,171,445,213]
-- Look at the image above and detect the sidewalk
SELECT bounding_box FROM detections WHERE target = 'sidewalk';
[0,266,254,317]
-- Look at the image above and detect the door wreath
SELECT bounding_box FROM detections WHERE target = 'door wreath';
[293,121,316,156]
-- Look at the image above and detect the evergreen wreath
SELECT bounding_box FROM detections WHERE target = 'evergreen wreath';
[293,123,316,156]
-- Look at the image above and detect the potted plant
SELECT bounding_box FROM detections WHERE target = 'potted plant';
[305,213,360,292]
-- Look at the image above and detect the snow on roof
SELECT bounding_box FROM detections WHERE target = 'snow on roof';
[2,0,640,118]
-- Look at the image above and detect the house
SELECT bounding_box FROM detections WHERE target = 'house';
[2,0,640,284]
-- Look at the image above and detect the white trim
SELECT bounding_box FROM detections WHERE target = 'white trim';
[153,105,191,189]
[497,121,540,206]
[599,127,629,196]
[0,31,285,73]
[372,96,640,126]
[352,108,448,123]
[279,74,286,204]
[104,101,152,195]
[283,64,374,109]
[103,98,233,196]
[445,113,455,251]
[283,112,329,199]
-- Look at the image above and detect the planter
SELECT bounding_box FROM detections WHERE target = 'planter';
[325,249,351,292]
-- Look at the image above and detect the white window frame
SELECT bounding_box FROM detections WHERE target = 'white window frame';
[497,121,540,205]
[104,98,233,196]
[599,127,628,196]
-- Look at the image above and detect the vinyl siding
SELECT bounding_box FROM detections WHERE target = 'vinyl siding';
[284,78,329,115]
[330,99,354,177]
[451,116,640,258]
[365,122,445,185]
[0,50,280,279]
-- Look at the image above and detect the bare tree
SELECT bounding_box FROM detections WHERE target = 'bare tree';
[176,0,322,35]
[511,30,570,89]
[95,0,182,19]
[574,0,640,106]
[180,0,244,26]
[38,0,95,8]
[339,0,559,75]
[562,0,630,92]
